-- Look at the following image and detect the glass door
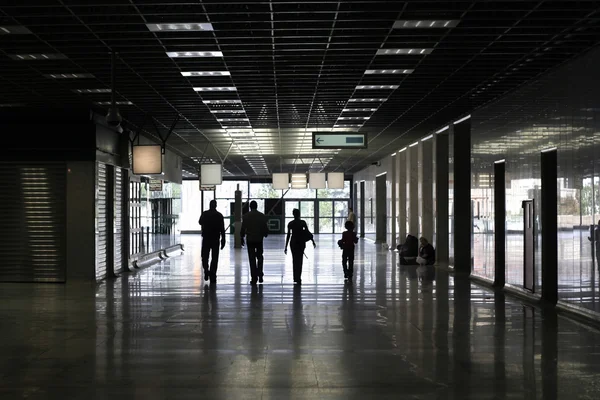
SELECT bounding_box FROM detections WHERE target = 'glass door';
[319,201,333,233]
[285,200,315,233]
[334,201,349,233]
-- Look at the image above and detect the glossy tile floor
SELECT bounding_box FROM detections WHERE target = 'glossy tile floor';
[2,235,600,399]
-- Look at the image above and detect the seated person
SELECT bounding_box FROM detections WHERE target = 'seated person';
[397,234,419,265]
[417,237,436,265]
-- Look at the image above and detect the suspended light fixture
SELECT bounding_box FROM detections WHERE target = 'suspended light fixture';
[327,172,344,189]
[272,173,289,190]
[309,173,326,189]
[291,173,307,189]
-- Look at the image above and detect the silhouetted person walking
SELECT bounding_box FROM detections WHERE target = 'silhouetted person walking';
[198,200,226,283]
[338,220,358,282]
[285,208,315,284]
[240,200,269,285]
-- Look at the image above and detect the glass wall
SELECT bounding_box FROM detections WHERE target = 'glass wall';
[181,179,352,234]
[470,44,600,313]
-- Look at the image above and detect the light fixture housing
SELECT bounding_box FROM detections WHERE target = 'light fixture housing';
[272,173,289,190]
[309,173,326,189]
[291,173,307,189]
[376,48,432,55]
[166,51,223,58]
[181,71,230,76]
[327,172,344,189]
[393,20,459,29]
[364,69,413,74]
[147,23,214,32]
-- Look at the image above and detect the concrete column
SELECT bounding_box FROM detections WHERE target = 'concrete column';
[391,154,397,249]
[419,137,434,241]
[398,149,407,241]
[453,119,472,275]
[234,187,242,248]
[435,132,450,264]
[408,143,419,236]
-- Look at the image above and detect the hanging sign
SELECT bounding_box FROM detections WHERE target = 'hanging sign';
[149,179,163,191]
[312,132,367,149]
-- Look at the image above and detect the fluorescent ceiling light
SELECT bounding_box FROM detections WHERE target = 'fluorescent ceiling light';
[365,69,413,74]
[147,23,213,32]
[94,101,134,106]
[391,152,397,156]
[44,73,94,79]
[203,99,241,104]
[194,87,236,91]
[0,103,25,107]
[210,110,245,114]
[334,124,363,128]
[393,20,460,29]
[398,147,407,153]
[421,134,433,141]
[291,173,307,189]
[167,51,223,58]
[356,85,399,90]
[409,141,419,147]
[73,88,111,93]
[376,48,432,55]
[348,98,387,102]
[218,118,249,122]
[9,53,68,60]
[453,115,471,124]
[338,116,370,120]
[222,125,252,129]
[435,125,450,134]
[181,71,230,76]
[494,159,506,164]
[0,25,32,34]
[342,108,377,112]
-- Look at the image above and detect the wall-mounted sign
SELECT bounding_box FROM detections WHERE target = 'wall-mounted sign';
[312,132,367,149]
[132,144,162,174]
[149,179,163,191]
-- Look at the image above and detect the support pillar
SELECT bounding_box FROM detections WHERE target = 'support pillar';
[408,144,419,236]
[420,137,434,240]
[391,154,397,249]
[398,149,407,242]
[234,186,242,248]
[453,119,472,275]
[435,132,449,264]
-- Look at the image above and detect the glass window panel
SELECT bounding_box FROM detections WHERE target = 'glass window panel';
[250,183,281,199]
[317,180,351,198]
[300,201,314,217]
[319,201,333,217]
[285,201,299,218]
[284,188,316,199]
[216,180,248,199]
[319,218,333,233]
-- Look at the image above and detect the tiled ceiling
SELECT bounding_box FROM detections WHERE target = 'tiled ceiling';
[1,1,600,177]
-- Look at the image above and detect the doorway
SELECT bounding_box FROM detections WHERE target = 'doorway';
[522,199,535,292]
[285,200,315,233]
[376,173,387,244]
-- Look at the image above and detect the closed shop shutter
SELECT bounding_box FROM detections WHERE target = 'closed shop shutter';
[0,163,66,282]
[96,162,108,281]
[114,167,124,274]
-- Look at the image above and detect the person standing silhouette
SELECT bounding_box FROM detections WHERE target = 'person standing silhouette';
[198,200,226,283]
[284,208,315,284]
[240,200,269,285]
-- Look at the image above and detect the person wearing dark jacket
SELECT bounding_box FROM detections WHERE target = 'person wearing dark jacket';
[240,200,269,285]
[338,220,358,282]
[397,234,419,265]
[284,208,315,284]
[198,200,226,283]
[418,237,436,265]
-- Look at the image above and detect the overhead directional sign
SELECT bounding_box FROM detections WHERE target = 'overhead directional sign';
[312,132,368,149]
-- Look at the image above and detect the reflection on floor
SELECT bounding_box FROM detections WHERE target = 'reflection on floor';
[1,235,600,399]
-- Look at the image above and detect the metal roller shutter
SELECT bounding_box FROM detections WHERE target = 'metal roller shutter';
[96,162,108,281]
[0,163,66,282]
[114,167,123,274]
